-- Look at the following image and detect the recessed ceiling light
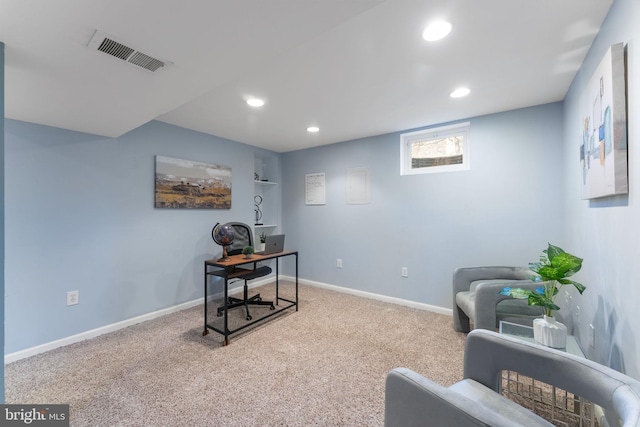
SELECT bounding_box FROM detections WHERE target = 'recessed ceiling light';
[450,87,471,98]
[307,126,319,133]
[246,98,265,107]
[422,21,452,41]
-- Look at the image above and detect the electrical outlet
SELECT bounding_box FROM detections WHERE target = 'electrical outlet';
[337,259,343,268]
[401,267,408,278]
[67,290,79,306]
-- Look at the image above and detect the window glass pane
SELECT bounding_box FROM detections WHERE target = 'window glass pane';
[410,135,464,169]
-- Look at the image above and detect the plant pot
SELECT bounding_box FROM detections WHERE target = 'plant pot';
[533,315,567,348]
[257,243,265,252]
[244,254,253,259]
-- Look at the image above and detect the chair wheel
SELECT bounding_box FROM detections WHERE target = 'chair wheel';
[257,297,262,302]
[216,312,222,317]
[270,305,275,310]
[246,315,252,321]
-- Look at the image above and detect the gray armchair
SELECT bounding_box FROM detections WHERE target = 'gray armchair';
[453,266,544,332]
[385,329,640,427]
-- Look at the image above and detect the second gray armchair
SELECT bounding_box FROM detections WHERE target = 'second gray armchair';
[453,266,544,332]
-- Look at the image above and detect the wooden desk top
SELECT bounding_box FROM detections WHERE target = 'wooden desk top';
[205,250,297,268]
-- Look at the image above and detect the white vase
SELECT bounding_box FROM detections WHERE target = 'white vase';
[533,315,567,348]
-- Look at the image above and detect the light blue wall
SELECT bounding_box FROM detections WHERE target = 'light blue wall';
[562,0,640,379]
[4,119,278,354]
[281,103,565,309]
[5,103,566,356]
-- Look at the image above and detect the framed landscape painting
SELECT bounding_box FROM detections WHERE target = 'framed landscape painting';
[154,155,232,209]
[580,42,628,199]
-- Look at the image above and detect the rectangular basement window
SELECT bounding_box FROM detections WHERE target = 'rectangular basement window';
[400,122,470,175]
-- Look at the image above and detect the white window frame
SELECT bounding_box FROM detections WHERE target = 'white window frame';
[400,122,471,175]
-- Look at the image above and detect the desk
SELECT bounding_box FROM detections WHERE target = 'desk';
[203,250,298,345]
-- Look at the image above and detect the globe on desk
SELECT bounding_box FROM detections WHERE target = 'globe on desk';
[212,222,235,261]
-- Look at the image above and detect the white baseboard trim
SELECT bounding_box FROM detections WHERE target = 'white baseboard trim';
[285,276,453,316]
[5,296,203,364]
[5,276,449,364]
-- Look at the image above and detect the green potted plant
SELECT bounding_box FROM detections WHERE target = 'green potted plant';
[500,243,586,348]
[258,233,267,252]
[242,245,255,259]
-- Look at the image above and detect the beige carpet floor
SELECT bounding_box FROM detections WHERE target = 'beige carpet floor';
[5,282,467,426]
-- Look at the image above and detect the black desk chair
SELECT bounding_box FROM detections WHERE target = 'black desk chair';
[213,222,274,321]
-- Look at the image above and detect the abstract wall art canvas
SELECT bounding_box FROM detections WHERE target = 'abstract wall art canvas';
[580,42,628,199]
[155,155,232,209]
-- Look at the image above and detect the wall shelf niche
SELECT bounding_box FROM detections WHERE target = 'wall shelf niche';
[253,153,281,244]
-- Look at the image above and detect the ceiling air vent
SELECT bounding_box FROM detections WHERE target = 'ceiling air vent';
[87,30,169,72]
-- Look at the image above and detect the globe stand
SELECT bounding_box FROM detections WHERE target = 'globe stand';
[219,245,231,262]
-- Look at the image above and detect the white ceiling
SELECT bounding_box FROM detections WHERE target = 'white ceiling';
[1,0,613,153]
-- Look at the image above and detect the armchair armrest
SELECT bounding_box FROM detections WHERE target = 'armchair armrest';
[473,280,540,304]
[453,266,533,295]
[386,368,504,427]
[472,280,542,330]
[385,368,544,427]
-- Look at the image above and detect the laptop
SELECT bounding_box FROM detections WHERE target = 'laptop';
[257,234,285,255]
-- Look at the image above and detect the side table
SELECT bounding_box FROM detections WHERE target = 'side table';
[499,320,584,357]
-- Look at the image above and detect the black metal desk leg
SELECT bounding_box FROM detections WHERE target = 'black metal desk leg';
[276,258,279,305]
[295,253,298,311]
[223,275,229,345]
[203,263,209,336]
